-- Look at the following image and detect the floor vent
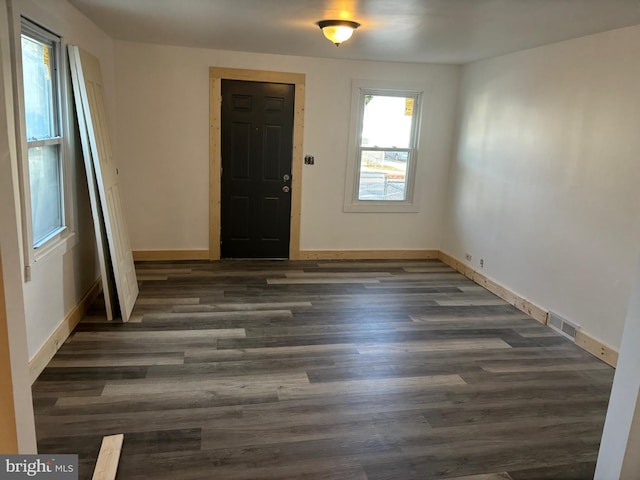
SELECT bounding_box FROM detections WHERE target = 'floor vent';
[548,311,580,340]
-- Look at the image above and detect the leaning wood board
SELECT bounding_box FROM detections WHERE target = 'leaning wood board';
[69,45,138,321]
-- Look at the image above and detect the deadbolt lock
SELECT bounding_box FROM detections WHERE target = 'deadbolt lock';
[283,186,290,193]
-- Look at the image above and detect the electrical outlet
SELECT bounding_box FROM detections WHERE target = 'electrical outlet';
[480,259,484,268]
[465,253,472,261]
[304,155,315,165]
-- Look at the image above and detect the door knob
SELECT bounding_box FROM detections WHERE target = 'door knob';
[283,174,291,182]
[282,186,290,193]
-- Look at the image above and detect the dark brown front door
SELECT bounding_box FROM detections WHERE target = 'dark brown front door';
[221,80,294,258]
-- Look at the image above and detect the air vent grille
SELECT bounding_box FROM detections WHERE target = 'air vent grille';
[548,311,580,341]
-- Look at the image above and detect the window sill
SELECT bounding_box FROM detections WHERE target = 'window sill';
[343,201,419,213]
[32,229,78,264]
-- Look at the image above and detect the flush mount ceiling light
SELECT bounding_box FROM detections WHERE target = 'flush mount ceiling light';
[317,20,360,46]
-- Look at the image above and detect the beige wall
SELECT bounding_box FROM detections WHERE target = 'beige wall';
[443,25,640,349]
[113,41,461,252]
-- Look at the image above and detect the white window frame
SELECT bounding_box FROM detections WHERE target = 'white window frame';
[13,17,76,272]
[344,80,424,213]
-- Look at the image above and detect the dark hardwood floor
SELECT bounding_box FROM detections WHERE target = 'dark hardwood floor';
[32,259,614,479]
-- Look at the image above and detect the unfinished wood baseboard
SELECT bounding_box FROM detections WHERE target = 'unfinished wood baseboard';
[438,251,475,279]
[92,434,124,480]
[437,251,621,368]
[135,249,437,261]
[28,278,102,384]
[575,330,618,368]
[438,251,549,325]
[117,247,620,370]
[132,250,210,261]
[298,250,440,260]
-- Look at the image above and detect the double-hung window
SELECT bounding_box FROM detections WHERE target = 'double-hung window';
[344,81,423,212]
[20,19,67,250]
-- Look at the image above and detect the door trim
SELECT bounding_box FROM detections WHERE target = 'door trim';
[209,67,305,260]
[0,249,18,453]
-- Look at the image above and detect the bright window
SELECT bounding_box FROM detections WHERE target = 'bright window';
[20,20,65,248]
[345,82,422,212]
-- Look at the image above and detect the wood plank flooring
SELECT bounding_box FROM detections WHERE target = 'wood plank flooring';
[32,259,614,479]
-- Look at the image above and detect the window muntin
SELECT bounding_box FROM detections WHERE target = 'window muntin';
[20,20,65,247]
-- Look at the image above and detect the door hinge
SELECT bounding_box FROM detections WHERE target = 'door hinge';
[24,265,31,282]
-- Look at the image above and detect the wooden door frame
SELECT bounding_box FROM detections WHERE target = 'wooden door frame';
[0,249,18,452]
[209,67,305,260]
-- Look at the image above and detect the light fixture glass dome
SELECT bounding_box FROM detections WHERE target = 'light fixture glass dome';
[317,20,360,46]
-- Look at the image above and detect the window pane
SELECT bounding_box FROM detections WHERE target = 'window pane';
[357,150,408,201]
[28,145,62,245]
[361,95,414,148]
[21,34,56,141]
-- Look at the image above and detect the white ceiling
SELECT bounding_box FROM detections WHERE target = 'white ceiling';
[68,0,640,64]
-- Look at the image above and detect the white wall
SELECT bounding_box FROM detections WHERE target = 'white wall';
[6,0,115,358]
[443,25,640,349]
[113,41,460,252]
